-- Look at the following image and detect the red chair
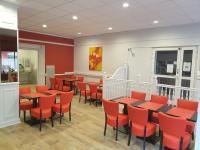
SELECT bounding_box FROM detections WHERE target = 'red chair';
[158,113,191,150]
[35,85,48,93]
[31,95,56,131]
[78,82,90,103]
[151,95,168,104]
[77,76,84,82]
[100,79,103,84]
[131,91,146,101]
[19,86,33,122]
[75,76,84,94]
[53,91,74,124]
[127,105,156,150]
[89,83,102,106]
[177,99,198,140]
[151,95,168,123]
[49,77,57,90]
[102,99,128,141]
[56,78,70,92]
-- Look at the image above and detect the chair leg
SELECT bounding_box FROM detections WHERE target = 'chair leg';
[159,131,163,150]
[115,118,118,141]
[104,114,107,136]
[51,116,54,127]
[39,118,42,132]
[179,137,183,150]
[60,112,62,124]
[143,126,146,150]
[128,122,132,146]
[23,111,26,122]
[69,111,71,121]
[96,100,98,107]
[19,109,20,117]
[85,96,87,104]
[79,93,81,103]
[192,132,194,140]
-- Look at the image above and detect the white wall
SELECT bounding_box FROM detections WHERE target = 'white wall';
[75,23,200,83]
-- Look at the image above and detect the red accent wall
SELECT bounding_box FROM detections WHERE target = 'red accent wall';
[19,31,74,74]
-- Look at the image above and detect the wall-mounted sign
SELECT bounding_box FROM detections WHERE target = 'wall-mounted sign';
[183,62,191,72]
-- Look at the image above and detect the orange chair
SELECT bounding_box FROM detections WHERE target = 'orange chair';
[49,77,57,90]
[131,91,146,101]
[127,105,156,150]
[35,85,48,93]
[19,86,33,122]
[151,95,168,123]
[56,78,70,92]
[158,113,191,150]
[177,99,198,140]
[102,99,128,141]
[78,82,90,103]
[31,95,56,131]
[89,83,102,106]
[53,91,74,124]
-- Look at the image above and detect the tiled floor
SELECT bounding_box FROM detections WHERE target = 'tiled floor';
[0,94,195,150]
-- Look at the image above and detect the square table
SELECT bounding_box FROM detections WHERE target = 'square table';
[115,97,139,105]
[139,102,164,111]
[63,78,79,91]
[166,107,197,122]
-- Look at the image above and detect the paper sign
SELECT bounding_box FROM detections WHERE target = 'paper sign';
[167,64,173,73]
[183,62,191,72]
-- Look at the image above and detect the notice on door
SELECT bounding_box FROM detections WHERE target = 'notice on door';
[167,64,174,73]
[183,62,191,72]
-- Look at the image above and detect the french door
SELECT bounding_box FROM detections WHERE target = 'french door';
[154,47,197,88]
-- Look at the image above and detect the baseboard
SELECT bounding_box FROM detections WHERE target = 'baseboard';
[0,118,21,128]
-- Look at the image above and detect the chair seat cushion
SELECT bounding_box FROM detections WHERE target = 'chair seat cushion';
[31,108,51,119]
[81,90,90,96]
[163,132,191,150]
[20,100,33,110]
[91,92,102,100]
[53,103,70,113]
[132,122,156,137]
[107,114,128,128]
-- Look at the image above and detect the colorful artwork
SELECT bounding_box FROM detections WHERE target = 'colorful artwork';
[89,47,102,71]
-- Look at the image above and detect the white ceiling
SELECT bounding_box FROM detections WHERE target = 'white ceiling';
[2,0,200,38]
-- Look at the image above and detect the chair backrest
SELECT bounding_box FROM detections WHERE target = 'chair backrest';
[60,91,74,105]
[19,86,31,95]
[128,105,148,126]
[100,79,103,84]
[39,95,56,110]
[151,95,168,104]
[158,112,187,138]
[56,78,64,90]
[102,99,119,117]
[49,77,56,89]
[77,76,84,82]
[89,83,98,93]
[177,99,198,112]
[70,75,76,80]
[131,91,146,101]
[77,82,87,91]
[36,85,48,93]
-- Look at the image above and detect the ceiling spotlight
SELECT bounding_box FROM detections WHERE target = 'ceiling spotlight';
[72,15,78,20]
[42,24,47,28]
[78,32,82,35]
[153,20,159,24]
[123,2,129,8]
[108,27,113,30]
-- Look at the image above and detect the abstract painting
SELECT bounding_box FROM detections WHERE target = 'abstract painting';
[89,47,102,71]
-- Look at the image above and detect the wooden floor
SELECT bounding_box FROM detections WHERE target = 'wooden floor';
[0,95,195,150]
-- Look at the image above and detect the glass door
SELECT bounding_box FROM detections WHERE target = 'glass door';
[154,47,197,99]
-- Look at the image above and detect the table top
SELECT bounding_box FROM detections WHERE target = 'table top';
[63,78,79,82]
[139,102,164,111]
[20,93,47,99]
[115,97,139,105]
[42,90,63,95]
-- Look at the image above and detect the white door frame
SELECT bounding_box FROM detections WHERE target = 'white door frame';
[19,43,45,85]
[152,46,197,88]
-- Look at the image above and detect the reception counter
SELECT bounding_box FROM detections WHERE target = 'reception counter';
[0,82,20,128]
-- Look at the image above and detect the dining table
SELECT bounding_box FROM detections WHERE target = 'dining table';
[63,78,79,91]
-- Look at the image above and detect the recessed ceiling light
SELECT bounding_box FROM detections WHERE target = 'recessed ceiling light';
[153,20,159,24]
[42,24,47,28]
[123,2,129,8]
[78,32,82,35]
[108,27,113,30]
[72,15,78,20]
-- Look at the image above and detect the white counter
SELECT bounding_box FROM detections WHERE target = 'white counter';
[0,82,20,128]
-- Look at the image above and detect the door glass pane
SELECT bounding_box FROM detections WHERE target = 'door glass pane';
[181,79,191,99]
[182,50,193,77]
[181,79,190,87]
[157,77,176,86]
[155,51,177,75]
